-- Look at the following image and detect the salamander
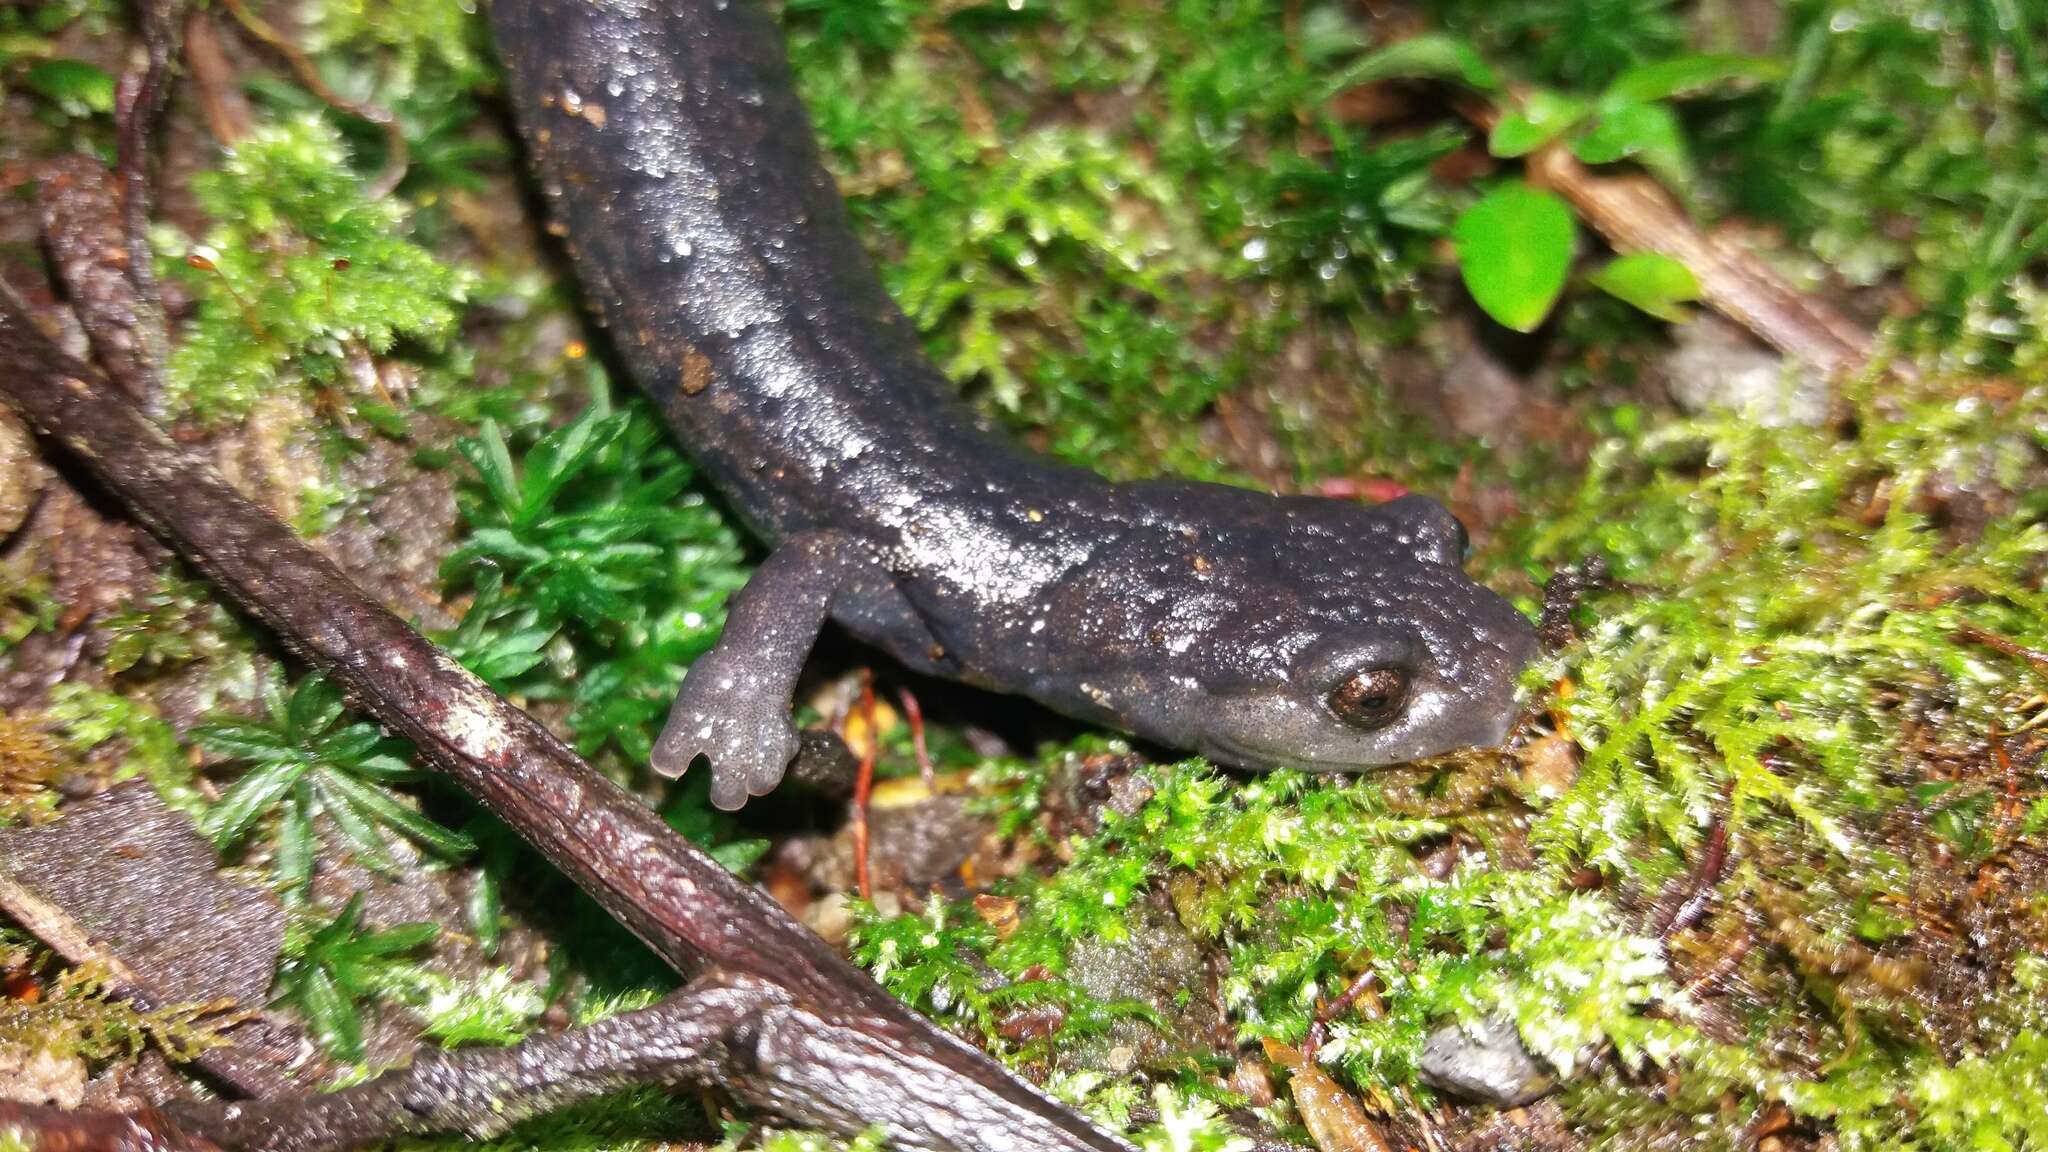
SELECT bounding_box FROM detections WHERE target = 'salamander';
[489,0,1540,810]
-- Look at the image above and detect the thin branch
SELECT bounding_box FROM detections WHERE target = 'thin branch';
[0,1103,222,1152]
[172,975,776,1152]
[1523,141,1879,379]
[183,9,256,145]
[0,288,1129,1152]
[37,157,162,400]
[112,0,183,372]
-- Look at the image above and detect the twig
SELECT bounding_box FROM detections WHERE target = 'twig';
[898,686,937,790]
[1657,813,1730,938]
[0,287,1129,1152]
[183,9,255,145]
[1523,141,1877,379]
[37,156,162,400]
[1537,555,1610,651]
[1955,623,2048,678]
[172,975,776,1151]
[214,0,409,198]
[112,0,183,370]
[1301,968,1379,1060]
[853,670,878,900]
[0,1103,222,1152]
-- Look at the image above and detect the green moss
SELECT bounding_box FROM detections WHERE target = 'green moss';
[0,964,233,1065]
[783,0,1476,486]
[439,378,751,767]
[856,763,1685,1099]
[45,684,204,816]
[161,116,472,421]
[1709,0,2048,373]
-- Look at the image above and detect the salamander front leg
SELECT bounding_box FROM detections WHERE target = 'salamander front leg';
[652,531,890,810]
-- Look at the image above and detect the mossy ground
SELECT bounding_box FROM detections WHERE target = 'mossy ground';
[0,0,2044,1149]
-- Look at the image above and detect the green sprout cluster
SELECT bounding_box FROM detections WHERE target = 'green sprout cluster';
[438,385,751,766]
[195,669,475,896]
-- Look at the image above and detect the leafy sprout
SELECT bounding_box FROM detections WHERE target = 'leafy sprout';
[196,670,474,895]
[274,894,439,1062]
[442,389,747,763]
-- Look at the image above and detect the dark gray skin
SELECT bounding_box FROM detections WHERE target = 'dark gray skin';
[492,0,1540,811]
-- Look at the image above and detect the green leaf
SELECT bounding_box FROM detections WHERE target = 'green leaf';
[1588,252,1701,322]
[1319,34,1499,101]
[352,398,411,439]
[286,673,347,740]
[312,774,400,875]
[519,406,625,518]
[201,760,306,850]
[321,769,476,859]
[349,920,442,957]
[468,850,502,954]
[276,786,317,897]
[25,59,115,116]
[193,721,301,763]
[311,723,392,767]
[1602,54,1784,105]
[293,964,363,1062]
[460,421,523,520]
[1571,100,1692,189]
[1452,183,1576,333]
[1488,90,1591,158]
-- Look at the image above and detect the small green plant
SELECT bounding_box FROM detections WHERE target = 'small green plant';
[442,389,748,764]
[99,574,247,677]
[161,115,472,420]
[195,670,474,895]
[274,894,439,1062]
[45,684,203,816]
[1327,35,1775,332]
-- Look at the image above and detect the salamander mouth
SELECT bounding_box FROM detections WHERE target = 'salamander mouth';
[1198,732,1383,774]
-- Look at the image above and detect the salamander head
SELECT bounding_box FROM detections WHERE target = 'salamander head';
[1056,492,1539,772]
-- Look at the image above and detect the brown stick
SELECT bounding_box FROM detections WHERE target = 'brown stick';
[1522,141,1877,379]
[0,1103,223,1152]
[172,974,774,1151]
[0,289,1129,1152]
[111,0,183,375]
[38,156,162,400]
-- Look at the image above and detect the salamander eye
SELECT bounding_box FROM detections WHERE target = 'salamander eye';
[1328,667,1410,730]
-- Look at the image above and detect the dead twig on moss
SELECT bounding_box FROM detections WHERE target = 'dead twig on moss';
[111,0,183,374]
[1525,141,1879,379]
[0,285,1128,1152]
